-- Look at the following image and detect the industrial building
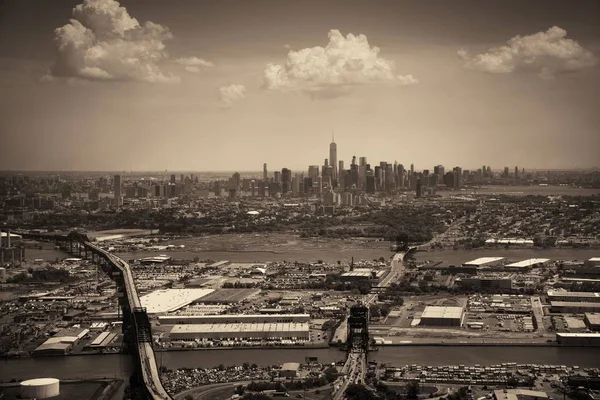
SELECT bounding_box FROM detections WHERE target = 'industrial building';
[33,328,89,356]
[340,270,374,281]
[547,290,600,303]
[584,313,600,331]
[194,288,260,304]
[140,288,214,315]
[169,322,310,341]
[556,332,600,346]
[493,389,548,400]
[455,276,512,290]
[463,257,506,268]
[586,258,600,267]
[504,258,551,271]
[280,362,301,378]
[551,301,600,313]
[419,306,464,327]
[159,313,310,325]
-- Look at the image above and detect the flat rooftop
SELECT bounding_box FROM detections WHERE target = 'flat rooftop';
[547,290,600,298]
[551,301,600,308]
[140,289,214,314]
[421,306,464,319]
[557,332,600,338]
[585,313,600,325]
[463,257,506,266]
[197,288,260,304]
[505,258,550,268]
[160,313,309,322]
[170,322,309,334]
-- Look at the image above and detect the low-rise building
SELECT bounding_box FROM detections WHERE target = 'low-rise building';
[169,322,310,341]
[584,313,600,331]
[456,276,512,290]
[556,332,600,346]
[419,306,464,327]
[463,257,506,268]
[493,389,548,400]
[279,362,301,378]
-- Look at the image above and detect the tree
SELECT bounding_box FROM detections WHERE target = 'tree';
[406,381,420,400]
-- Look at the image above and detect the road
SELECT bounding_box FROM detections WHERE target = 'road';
[333,251,410,400]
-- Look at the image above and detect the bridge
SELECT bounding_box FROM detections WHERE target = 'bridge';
[17,230,172,400]
[333,247,416,400]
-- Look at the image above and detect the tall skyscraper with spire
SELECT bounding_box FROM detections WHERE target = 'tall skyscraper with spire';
[329,132,337,182]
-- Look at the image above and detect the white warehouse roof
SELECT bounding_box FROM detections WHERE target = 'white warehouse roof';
[140,289,214,315]
[421,306,464,319]
[464,257,506,266]
[170,322,309,335]
[505,258,550,268]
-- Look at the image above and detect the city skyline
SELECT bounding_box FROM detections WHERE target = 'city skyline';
[1,0,600,171]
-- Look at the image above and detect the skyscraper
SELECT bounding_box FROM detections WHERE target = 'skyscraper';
[281,168,291,193]
[329,133,337,181]
[113,174,121,206]
[263,163,268,182]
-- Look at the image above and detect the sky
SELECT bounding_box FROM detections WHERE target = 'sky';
[0,0,599,172]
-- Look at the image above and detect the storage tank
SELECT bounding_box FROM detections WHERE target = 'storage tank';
[20,378,60,399]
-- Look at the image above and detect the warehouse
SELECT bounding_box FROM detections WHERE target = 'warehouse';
[504,258,551,271]
[547,290,600,303]
[550,301,600,313]
[159,313,310,325]
[280,362,301,378]
[419,306,464,327]
[456,276,512,290]
[140,289,214,315]
[556,332,600,346]
[584,313,600,331]
[33,327,89,356]
[340,270,373,282]
[195,288,260,304]
[463,257,506,268]
[169,322,310,341]
[585,258,600,267]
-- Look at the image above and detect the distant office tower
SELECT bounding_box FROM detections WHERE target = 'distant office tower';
[416,178,422,198]
[274,171,281,183]
[397,164,405,188]
[303,177,313,195]
[359,157,367,167]
[352,155,357,166]
[281,168,291,193]
[410,163,414,178]
[452,166,462,189]
[338,161,345,189]
[113,174,122,206]
[329,135,337,181]
[263,163,268,181]
[291,175,299,195]
[503,166,509,178]
[170,174,176,184]
[308,165,320,180]
[514,166,519,178]
[385,164,395,191]
[434,165,445,183]
[366,173,375,194]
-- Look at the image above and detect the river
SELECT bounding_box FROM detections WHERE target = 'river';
[2,347,599,382]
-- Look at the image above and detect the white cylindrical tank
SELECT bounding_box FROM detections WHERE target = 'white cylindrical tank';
[20,378,60,399]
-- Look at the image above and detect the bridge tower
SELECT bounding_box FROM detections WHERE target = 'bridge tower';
[346,304,370,353]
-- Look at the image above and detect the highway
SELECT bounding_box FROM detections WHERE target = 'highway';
[332,250,411,400]
[84,241,173,400]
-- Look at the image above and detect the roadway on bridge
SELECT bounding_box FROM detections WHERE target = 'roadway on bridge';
[86,242,173,400]
[332,251,409,400]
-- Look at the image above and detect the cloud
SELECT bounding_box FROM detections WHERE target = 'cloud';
[219,84,246,106]
[50,0,178,83]
[458,26,597,79]
[263,29,417,97]
[175,56,214,73]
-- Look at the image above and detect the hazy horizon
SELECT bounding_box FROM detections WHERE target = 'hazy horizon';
[1,0,599,171]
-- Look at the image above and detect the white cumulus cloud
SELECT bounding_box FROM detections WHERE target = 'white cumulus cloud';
[175,56,214,73]
[50,0,178,83]
[219,84,246,107]
[263,29,417,97]
[458,26,597,79]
